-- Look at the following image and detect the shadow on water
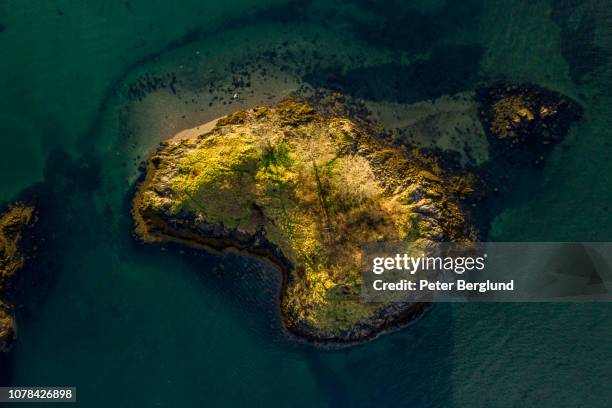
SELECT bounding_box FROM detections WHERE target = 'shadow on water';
[304,45,484,104]
[1,148,105,382]
[468,156,551,240]
[302,352,350,407]
[253,0,313,23]
[551,0,611,85]
[343,0,483,55]
[140,241,290,344]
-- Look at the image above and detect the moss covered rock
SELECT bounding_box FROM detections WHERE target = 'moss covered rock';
[476,83,583,163]
[133,97,475,344]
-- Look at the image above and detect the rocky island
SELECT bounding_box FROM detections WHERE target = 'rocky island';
[132,85,581,345]
[477,83,583,163]
[0,203,36,352]
[132,96,476,344]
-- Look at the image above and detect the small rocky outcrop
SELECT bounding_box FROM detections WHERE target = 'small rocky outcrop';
[0,204,36,352]
[476,83,583,163]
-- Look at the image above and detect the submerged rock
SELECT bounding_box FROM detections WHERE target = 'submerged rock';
[0,204,36,352]
[132,97,476,345]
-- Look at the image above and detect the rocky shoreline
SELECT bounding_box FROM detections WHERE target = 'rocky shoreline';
[0,203,36,353]
[131,208,434,348]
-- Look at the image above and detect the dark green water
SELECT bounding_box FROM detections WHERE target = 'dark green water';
[1,1,611,406]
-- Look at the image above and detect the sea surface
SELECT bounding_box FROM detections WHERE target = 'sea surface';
[1,1,611,406]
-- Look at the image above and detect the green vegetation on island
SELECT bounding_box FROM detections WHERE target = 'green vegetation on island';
[132,96,475,344]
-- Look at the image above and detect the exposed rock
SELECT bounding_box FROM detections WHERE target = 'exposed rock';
[132,96,475,345]
[476,83,583,163]
[0,204,36,352]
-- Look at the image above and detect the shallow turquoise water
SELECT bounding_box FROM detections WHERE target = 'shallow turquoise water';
[1,1,611,406]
